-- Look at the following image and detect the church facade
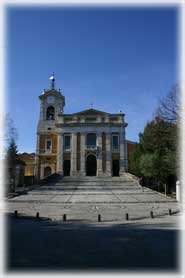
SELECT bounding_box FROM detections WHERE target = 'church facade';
[35,76,128,180]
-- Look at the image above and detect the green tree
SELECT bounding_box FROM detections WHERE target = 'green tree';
[5,115,19,193]
[128,143,144,176]
[141,118,177,180]
[139,152,157,178]
[140,117,176,155]
[129,117,177,189]
[6,138,18,192]
[4,114,17,145]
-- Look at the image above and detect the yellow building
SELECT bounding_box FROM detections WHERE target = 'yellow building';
[17,153,35,177]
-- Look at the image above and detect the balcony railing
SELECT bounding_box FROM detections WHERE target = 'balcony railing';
[63,146,71,151]
[39,149,57,154]
[86,145,97,150]
[112,147,120,152]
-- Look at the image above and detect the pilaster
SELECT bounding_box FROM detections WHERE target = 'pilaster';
[80,132,86,176]
[106,132,112,176]
[97,132,103,176]
[56,134,64,175]
[119,127,125,175]
[71,132,77,176]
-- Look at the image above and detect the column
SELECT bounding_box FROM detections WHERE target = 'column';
[71,132,77,176]
[80,132,86,176]
[102,132,106,174]
[76,132,81,173]
[119,127,125,175]
[97,132,103,176]
[56,133,63,175]
[106,133,112,176]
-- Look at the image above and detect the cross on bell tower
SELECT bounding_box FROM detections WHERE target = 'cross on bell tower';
[49,73,55,90]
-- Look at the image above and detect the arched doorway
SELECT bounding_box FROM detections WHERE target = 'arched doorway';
[86,155,97,176]
[63,160,71,176]
[112,160,120,176]
[44,166,52,178]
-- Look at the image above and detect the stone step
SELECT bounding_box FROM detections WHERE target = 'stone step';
[54,182,137,186]
[34,184,140,192]
[40,182,139,187]
[37,174,139,191]
[60,175,134,182]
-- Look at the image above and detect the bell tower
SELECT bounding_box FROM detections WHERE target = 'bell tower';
[38,74,65,125]
[35,74,65,181]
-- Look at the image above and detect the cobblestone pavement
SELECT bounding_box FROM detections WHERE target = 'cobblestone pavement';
[6,184,181,222]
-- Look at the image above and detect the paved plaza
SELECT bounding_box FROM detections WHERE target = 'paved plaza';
[6,213,181,272]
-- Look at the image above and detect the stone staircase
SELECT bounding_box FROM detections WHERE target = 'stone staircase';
[38,173,140,191]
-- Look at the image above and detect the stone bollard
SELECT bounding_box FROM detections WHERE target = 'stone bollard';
[176,181,181,202]
[150,211,154,218]
[164,184,167,196]
[169,209,172,216]
[125,213,129,221]
[14,210,18,218]
[63,214,67,221]
[36,212,39,219]
[98,214,101,222]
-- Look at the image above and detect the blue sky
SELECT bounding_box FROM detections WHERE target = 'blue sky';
[6,6,178,153]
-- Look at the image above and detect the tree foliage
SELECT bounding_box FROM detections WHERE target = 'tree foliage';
[128,143,143,176]
[4,114,18,152]
[5,115,19,192]
[140,117,177,155]
[7,138,18,165]
[139,152,158,178]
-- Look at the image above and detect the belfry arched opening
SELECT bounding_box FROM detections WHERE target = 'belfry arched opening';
[86,154,97,176]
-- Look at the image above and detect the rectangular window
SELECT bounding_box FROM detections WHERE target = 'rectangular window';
[86,133,96,148]
[45,139,52,152]
[112,134,119,150]
[64,134,71,150]
[85,117,97,122]
[110,117,118,122]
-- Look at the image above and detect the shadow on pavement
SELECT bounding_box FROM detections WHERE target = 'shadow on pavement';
[5,213,180,273]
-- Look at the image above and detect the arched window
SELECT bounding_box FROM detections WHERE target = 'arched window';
[86,133,96,148]
[46,106,55,120]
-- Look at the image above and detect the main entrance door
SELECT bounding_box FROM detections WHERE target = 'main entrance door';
[112,160,120,176]
[63,160,71,176]
[86,155,97,176]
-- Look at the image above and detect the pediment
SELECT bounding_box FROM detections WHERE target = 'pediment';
[73,108,109,116]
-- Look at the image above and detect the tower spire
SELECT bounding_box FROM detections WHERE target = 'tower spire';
[49,73,55,90]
